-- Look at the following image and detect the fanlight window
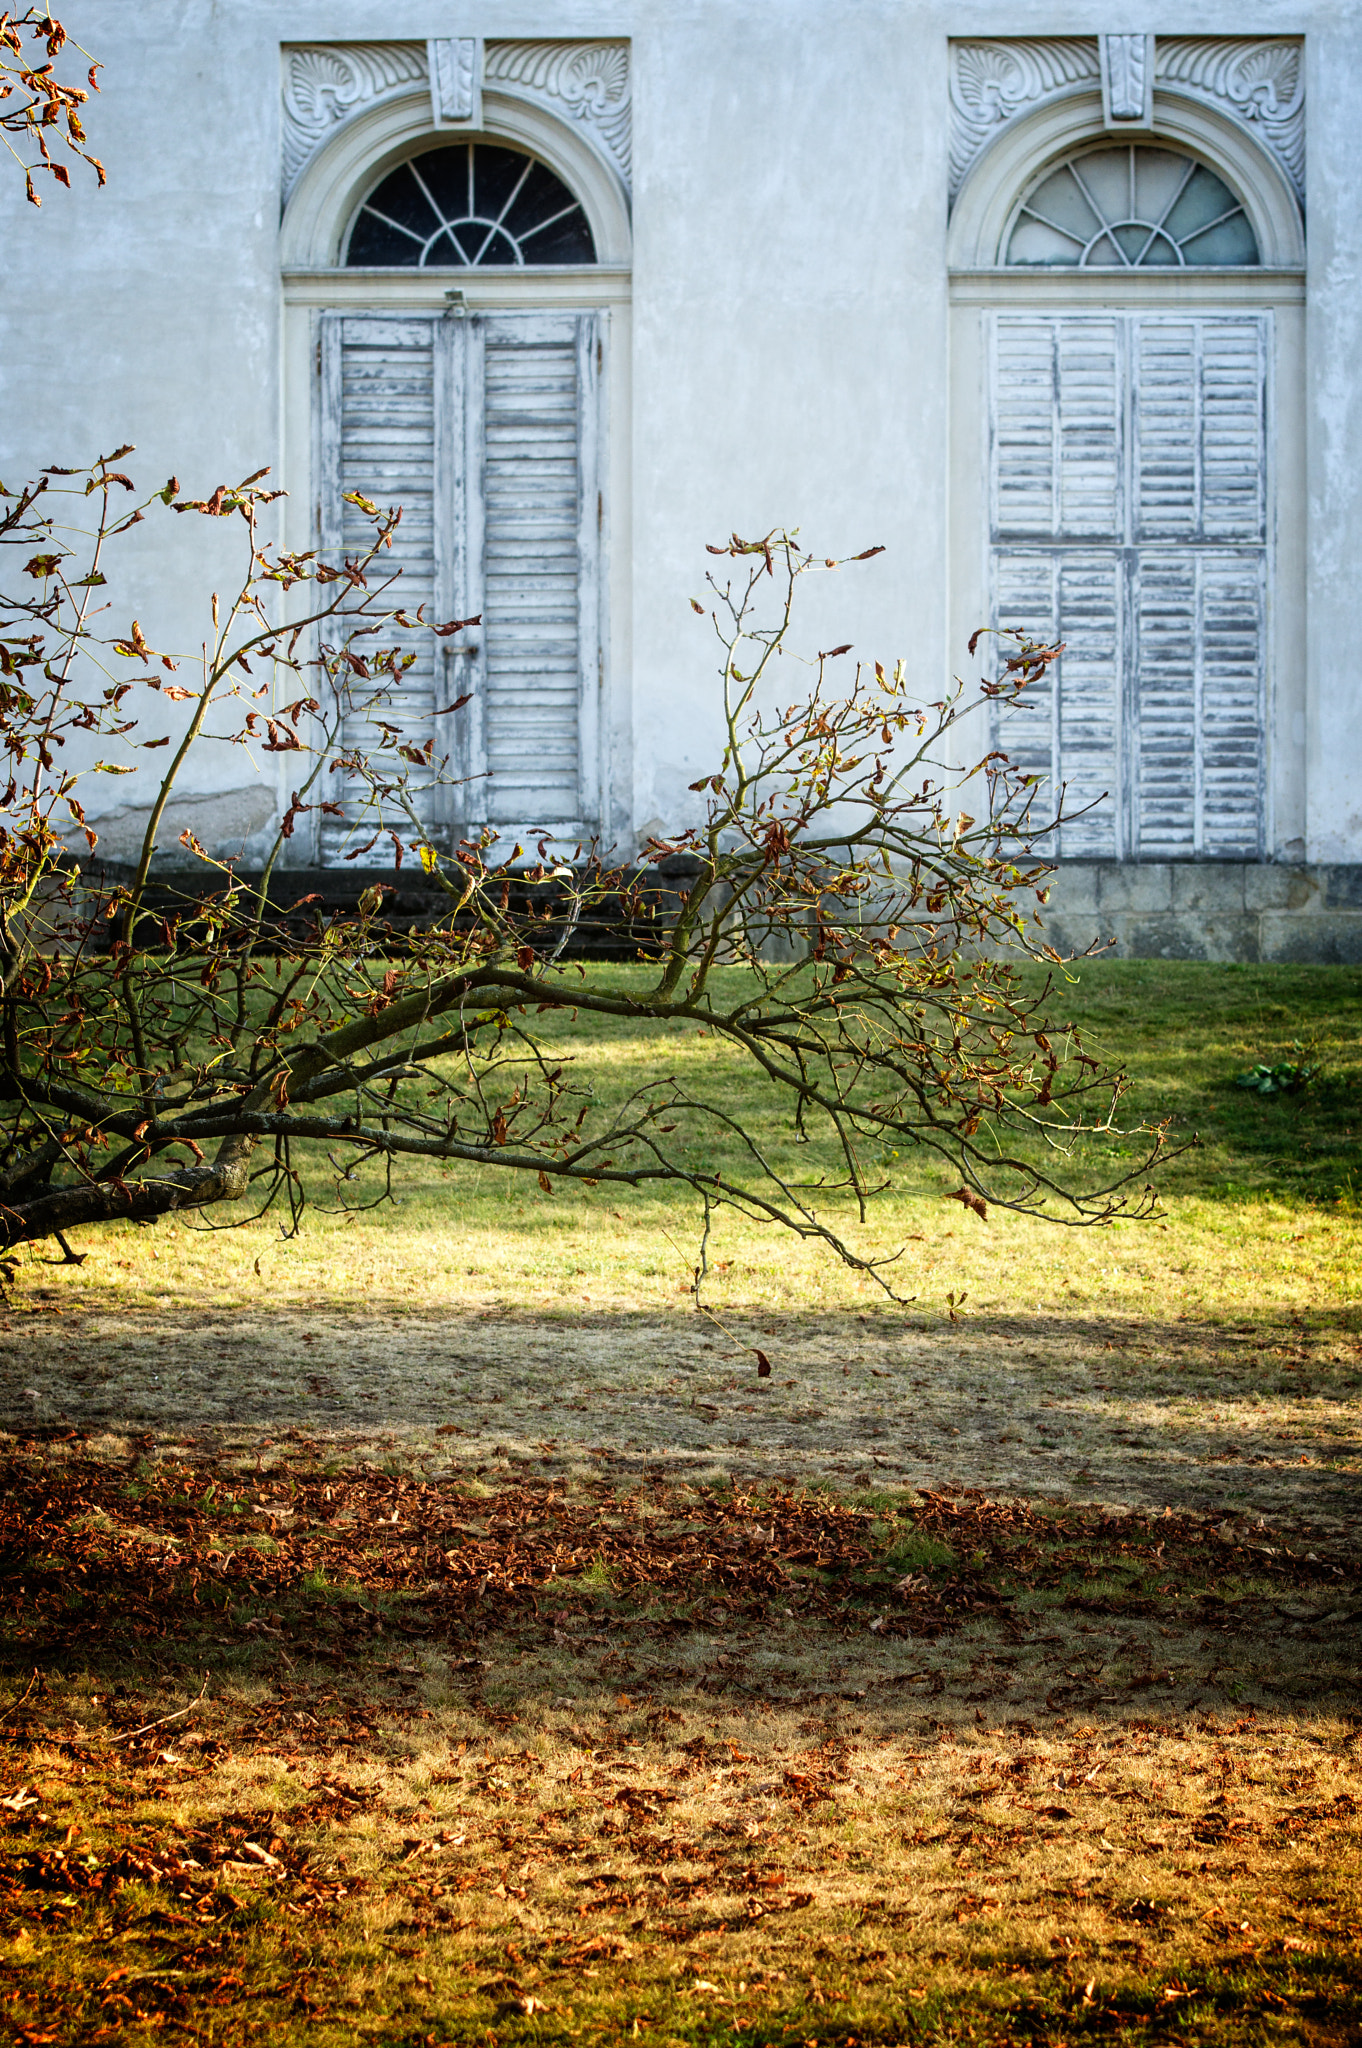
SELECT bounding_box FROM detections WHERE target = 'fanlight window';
[1006,146,1259,268]
[347,143,596,267]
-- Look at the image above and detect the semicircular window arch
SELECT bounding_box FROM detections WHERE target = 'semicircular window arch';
[347,142,596,267]
[1006,143,1259,268]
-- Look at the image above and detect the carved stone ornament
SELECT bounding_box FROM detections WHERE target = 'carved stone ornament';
[1101,33,1153,126]
[281,42,427,201]
[949,39,1100,198]
[484,40,631,188]
[429,36,480,127]
[1155,37,1304,204]
[281,38,631,209]
[949,34,1304,211]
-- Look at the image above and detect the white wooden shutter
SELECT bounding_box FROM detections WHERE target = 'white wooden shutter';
[1129,314,1266,855]
[990,311,1268,866]
[993,548,1122,858]
[1132,315,1266,543]
[1196,550,1266,856]
[992,315,1122,540]
[318,313,451,863]
[465,311,600,833]
[1131,550,1198,857]
[317,309,602,859]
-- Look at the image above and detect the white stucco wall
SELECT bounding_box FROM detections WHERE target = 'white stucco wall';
[0,2,1356,868]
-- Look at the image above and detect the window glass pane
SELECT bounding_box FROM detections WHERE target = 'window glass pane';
[1070,148,1131,224]
[1006,145,1259,268]
[347,204,425,266]
[1136,230,1181,267]
[471,143,537,221]
[1026,165,1100,241]
[346,144,597,268]
[414,145,475,221]
[1179,213,1259,265]
[1009,217,1081,265]
[1164,164,1241,241]
[1130,147,1193,224]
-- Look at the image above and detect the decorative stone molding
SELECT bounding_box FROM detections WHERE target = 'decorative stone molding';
[282,42,426,202]
[1155,38,1304,206]
[429,36,480,128]
[281,38,631,210]
[1101,33,1153,127]
[950,34,1304,214]
[483,41,631,189]
[949,39,1099,199]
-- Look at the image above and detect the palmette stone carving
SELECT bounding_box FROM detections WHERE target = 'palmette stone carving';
[281,42,427,201]
[1156,38,1304,204]
[281,39,632,209]
[949,39,1099,198]
[484,40,631,187]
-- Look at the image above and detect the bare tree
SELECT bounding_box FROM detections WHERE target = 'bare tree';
[0,458,1168,1291]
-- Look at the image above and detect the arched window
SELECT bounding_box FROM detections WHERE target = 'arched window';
[347,142,596,267]
[1007,144,1259,268]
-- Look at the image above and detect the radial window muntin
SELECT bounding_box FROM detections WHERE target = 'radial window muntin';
[1006,143,1259,268]
[346,141,596,268]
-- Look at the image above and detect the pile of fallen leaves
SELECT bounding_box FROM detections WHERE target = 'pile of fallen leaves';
[0,1439,1352,1675]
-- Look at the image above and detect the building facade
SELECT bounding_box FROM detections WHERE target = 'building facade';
[3,4,1359,958]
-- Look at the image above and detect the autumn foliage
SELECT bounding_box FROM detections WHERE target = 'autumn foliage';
[0,453,1169,1279]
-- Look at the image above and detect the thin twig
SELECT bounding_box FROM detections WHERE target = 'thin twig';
[0,1669,38,1726]
[101,1674,209,1745]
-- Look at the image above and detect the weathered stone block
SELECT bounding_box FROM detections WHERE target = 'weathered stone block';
[1320,864,1362,909]
[1244,863,1317,911]
[1121,914,1260,962]
[1045,862,1100,914]
[1170,864,1247,913]
[1038,913,1109,959]
[1259,912,1362,964]
[1095,863,1172,913]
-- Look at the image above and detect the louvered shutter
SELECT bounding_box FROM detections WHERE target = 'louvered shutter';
[1129,314,1266,855]
[1131,551,1198,857]
[991,311,1267,865]
[992,315,1122,540]
[466,312,600,830]
[1132,315,1266,543]
[318,315,447,863]
[1197,551,1266,856]
[993,549,1122,858]
[317,309,601,861]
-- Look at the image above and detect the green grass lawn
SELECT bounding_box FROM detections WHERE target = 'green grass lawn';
[13,959,1358,1325]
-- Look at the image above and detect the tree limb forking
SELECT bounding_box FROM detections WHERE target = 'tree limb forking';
[0,470,1178,1295]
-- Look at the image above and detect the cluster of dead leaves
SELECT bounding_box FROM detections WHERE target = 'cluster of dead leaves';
[1,1446,1352,1686]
